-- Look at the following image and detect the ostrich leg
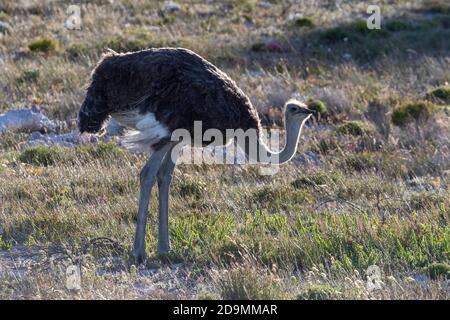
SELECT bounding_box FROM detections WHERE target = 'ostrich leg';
[133,143,173,264]
[156,144,179,254]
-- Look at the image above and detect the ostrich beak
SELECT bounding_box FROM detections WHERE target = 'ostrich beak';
[296,106,316,116]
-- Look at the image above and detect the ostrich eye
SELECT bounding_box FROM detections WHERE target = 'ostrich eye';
[289,106,297,111]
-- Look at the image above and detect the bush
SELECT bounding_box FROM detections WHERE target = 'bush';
[423,263,450,280]
[427,86,450,104]
[307,99,328,115]
[292,17,314,28]
[320,27,347,43]
[28,37,59,53]
[336,121,371,136]
[391,102,434,127]
[19,145,66,166]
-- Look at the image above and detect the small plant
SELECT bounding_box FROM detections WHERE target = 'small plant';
[19,145,66,166]
[350,19,369,33]
[336,121,370,136]
[28,37,59,53]
[0,11,11,22]
[391,102,435,139]
[231,0,256,14]
[292,17,315,28]
[159,14,176,25]
[320,27,347,43]
[175,178,207,199]
[16,69,40,84]
[427,86,450,104]
[350,19,388,37]
[307,99,328,116]
[423,263,450,280]
[296,284,341,300]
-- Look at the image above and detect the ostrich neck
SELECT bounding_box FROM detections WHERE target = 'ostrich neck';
[243,116,306,165]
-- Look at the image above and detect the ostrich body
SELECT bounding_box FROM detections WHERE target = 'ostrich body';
[78,48,314,263]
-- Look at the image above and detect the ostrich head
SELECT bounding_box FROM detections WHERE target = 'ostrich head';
[284,99,316,124]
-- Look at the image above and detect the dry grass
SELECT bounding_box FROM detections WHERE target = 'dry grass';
[0,0,449,299]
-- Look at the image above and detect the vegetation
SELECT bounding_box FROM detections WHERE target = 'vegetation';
[0,0,449,300]
[336,121,372,136]
[427,86,450,104]
[28,37,59,53]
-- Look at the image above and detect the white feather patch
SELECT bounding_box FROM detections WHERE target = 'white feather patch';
[111,110,170,153]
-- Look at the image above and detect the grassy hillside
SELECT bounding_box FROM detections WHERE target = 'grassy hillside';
[0,0,449,299]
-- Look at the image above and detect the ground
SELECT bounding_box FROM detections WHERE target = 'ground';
[0,0,449,299]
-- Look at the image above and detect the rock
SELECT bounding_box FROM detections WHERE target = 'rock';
[0,108,66,134]
[0,21,11,34]
[162,1,181,13]
[27,131,103,147]
[343,53,352,60]
[258,1,272,9]
[145,26,161,33]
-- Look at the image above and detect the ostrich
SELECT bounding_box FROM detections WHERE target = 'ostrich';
[78,48,315,263]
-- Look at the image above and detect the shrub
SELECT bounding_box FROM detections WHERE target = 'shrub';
[350,19,388,36]
[336,121,371,136]
[320,27,347,43]
[0,11,11,22]
[19,145,66,166]
[427,86,450,104]
[292,17,314,28]
[307,99,328,115]
[391,102,434,127]
[350,19,369,33]
[77,142,124,160]
[159,14,176,25]
[28,37,59,53]
[423,263,450,280]
[296,284,341,300]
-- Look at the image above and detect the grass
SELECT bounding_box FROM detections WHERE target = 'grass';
[0,0,449,300]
